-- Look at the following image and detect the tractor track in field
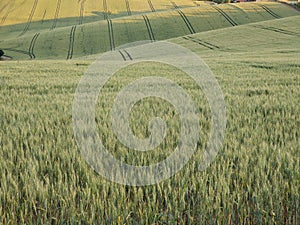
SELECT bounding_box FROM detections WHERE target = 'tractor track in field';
[0,13,9,25]
[66,26,77,60]
[79,0,86,25]
[125,0,132,16]
[118,50,126,61]
[0,3,10,15]
[182,36,220,50]
[213,6,238,26]
[41,9,47,24]
[118,49,133,61]
[171,1,179,9]
[228,3,250,19]
[259,4,281,19]
[123,49,132,60]
[51,0,62,30]
[20,0,39,36]
[107,19,115,51]
[142,15,155,42]
[0,1,17,25]
[147,0,155,12]
[28,33,40,59]
[103,0,108,19]
[0,2,11,25]
[249,4,266,19]
[177,10,195,34]
[254,25,300,36]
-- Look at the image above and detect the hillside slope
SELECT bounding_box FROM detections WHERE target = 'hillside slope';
[0,15,299,224]
[0,2,299,60]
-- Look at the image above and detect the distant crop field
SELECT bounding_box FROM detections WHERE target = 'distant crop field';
[0,2,298,60]
[0,1,299,224]
[0,0,200,27]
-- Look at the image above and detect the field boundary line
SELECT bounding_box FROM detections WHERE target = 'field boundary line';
[28,33,40,59]
[142,15,155,42]
[125,0,132,16]
[20,0,39,36]
[107,19,115,51]
[66,25,77,60]
[182,36,220,50]
[148,0,155,12]
[51,0,62,30]
[178,10,195,34]
[259,4,281,19]
[213,6,238,26]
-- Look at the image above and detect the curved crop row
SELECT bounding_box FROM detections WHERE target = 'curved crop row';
[79,0,86,25]
[143,15,155,41]
[259,4,281,19]
[28,32,40,59]
[178,10,195,34]
[107,19,115,50]
[125,0,132,16]
[118,49,133,61]
[51,0,62,30]
[66,26,76,60]
[148,0,155,12]
[20,0,39,36]
[213,6,238,26]
[182,36,220,50]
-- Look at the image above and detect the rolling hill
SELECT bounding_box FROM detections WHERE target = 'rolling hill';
[0,1,299,59]
[0,0,299,224]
